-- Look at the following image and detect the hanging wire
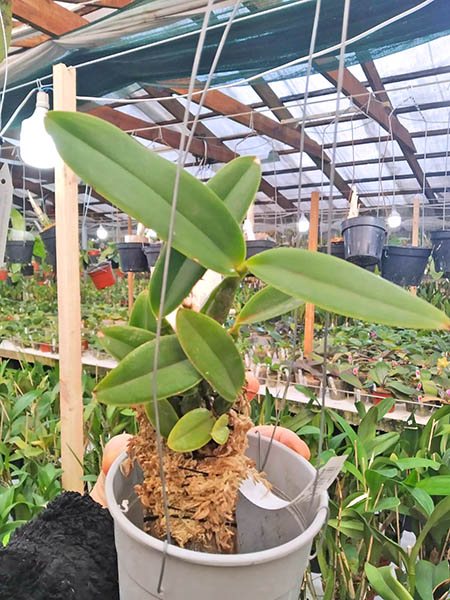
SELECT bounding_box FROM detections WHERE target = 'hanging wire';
[442,112,450,229]
[149,1,242,594]
[0,5,8,129]
[260,0,323,472]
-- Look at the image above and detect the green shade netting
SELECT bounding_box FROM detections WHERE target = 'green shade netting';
[2,0,450,121]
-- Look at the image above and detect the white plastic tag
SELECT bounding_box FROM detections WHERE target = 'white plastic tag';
[239,455,347,511]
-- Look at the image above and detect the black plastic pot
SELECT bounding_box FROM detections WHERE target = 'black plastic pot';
[117,242,149,272]
[318,241,345,259]
[5,241,34,264]
[430,230,450,273]
[21,264,34,277]
[341,216,386,267]
[381,246,431,286]
[40,224,56,266]
[245,240,276,259]
[143,243,161,269]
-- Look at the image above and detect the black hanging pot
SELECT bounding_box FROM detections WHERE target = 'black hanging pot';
[143,243,161,269]
[117,242,149,272]
[40,224,56,267]
[5,240,34,264]
[381,246,431,287]
[318,241,345,259]
[430,230,450,273]
[341,216,386,267]
[245,240,276,259]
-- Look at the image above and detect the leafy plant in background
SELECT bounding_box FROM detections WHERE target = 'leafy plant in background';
[43,109,450,553]
[254,390,450,600]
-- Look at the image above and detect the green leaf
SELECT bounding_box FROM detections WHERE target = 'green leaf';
[167,408,215,452]
[211,414,230,445]
[394,457,440,471]
[145,399,179,438]
[11,390,41,421]
[246,248,450,330]
[416,476,450,495]
[235,285,304,326]
[149,156,260,317]
[374,497,400,512]
[46,111,245,275]
[365,564,414,600]
[338,370,363,389]
[176,309,244,402]
[129,290,157,332]
[404,486,434,517]
[365,432,399,458]
[150,247,206,317]
[99,326,155,360]
[415,560,450,600]
[207,156,261,224]
[201,276,241,323]
[94,335,202,405]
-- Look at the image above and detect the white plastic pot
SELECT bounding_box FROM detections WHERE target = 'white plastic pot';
[106,432,328,600]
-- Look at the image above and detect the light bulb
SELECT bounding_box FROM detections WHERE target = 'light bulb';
[387,207,402,229]
[20,91,58,169]
[97,225,108,240]
[297,212,310,233]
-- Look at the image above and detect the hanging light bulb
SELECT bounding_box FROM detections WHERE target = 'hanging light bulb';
[387,207,402,229]
[297,212,310,233]
[97,225,108,240]
[20,91,58,169]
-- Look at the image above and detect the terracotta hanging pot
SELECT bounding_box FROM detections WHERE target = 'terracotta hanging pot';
[87,261,116,290]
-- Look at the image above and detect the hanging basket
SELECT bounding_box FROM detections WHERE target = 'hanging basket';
[88,249,101,265]
[106,432,328,600]
[143,243,162,269]
[381,246,431,287]
[5,241,34,264]
[117,242,149,273]
[87,261,116,290]
[21,264,34,277]
[41,224,56,266]
[245,240,276,259]
[341,216,386,267]
[430,230,450,273]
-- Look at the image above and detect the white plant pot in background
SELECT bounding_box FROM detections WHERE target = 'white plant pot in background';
[106,432,328,600]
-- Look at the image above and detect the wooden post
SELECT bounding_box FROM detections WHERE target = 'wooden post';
[127,217,134,315]
[53,64,83,493]
[411,196,420,295]
[303,191,320,357]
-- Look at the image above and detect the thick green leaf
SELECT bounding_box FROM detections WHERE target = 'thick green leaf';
[176,309,244,402]
[416,476,450,495]
[99,326,155,360]
[149,156,260,317]
[365,432,400,458]
[246,248,450,330]
[201,276,241,323]
[207,156,261,223]
[404,486,434,517]
[394,457,440,471]
[46,111,245,275]
[235,285,304,326]
[167,408,215,452]
[365,564,413,600]
[129,290,157,332]
[150,247,206,317]
[211,414,230,445]
[94,335,202,405]
[415,560,450,600]
[145,399,179,438]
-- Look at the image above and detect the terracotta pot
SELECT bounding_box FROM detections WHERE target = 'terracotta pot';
[373,388,395,413]
[87,261,116,290]
[0,269,8,281]
[39,343,52,353]
[81,339,89,352]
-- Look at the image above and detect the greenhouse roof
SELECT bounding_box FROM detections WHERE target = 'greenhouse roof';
[2,0,450,234]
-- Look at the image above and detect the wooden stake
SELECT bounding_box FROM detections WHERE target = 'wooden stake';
[127,217,134,315]
[411,196,420,295]
[53,64,83,493]
[304,191,320,357]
